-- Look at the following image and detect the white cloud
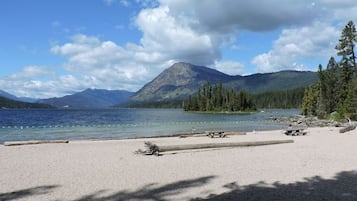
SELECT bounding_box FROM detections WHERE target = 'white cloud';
[0,66,61,98]
[214,61,245,75]
[8,66,55,80]
[135,6,218,66]
[3,0,357,98]
[252,22,340,72]
[50,35,153,93]
[160,0,323,32]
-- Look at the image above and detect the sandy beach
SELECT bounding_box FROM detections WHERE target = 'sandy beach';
[1,127,357,201]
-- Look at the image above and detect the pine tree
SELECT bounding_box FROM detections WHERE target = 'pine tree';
[343,79,357,120]
[302,85,319,116]
[325,57,340,113]
[183,82,256,112]
[317,64,327,118]
[336,20,357,73]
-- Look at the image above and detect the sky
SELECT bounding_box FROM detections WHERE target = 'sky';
[1,0,357,98]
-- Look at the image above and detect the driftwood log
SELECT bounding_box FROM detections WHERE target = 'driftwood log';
[137,139,294,155]
[339,125,356,133]
[3,140,69,146]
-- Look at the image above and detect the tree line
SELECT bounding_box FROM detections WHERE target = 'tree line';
[253,88,305,109]
[183,82,256,112]
[302,21,357,120]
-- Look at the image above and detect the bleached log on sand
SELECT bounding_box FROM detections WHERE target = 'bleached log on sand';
[138,140,294,155]
[159,140,294,152]
[3,140,69,146]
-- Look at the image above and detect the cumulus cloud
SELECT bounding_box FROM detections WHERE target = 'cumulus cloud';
[0,66,64,98]
[135,6,219,66]
[252,22,340,72]
[3,0,356,98]
[51,34,152,92]
[214,61,245,75]
[160,0,322,32]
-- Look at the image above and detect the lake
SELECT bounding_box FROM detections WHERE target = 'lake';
[0,108,300,143]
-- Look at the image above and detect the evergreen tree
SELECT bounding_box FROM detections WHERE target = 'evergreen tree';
[317,64,327,118]
[344,79,357,120]
[335,20,357,73]
[302,21,357,119]
[325,57,339,113]
[302,85,319,116]
[183,82,256,112]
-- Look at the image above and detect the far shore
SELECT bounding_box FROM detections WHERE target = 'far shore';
[1,126,357,201]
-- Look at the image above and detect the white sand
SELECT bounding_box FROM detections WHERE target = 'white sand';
[1,127,357,201]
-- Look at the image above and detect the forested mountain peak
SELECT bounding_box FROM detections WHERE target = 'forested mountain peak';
[130,62,233,102]
[130,62,317,103]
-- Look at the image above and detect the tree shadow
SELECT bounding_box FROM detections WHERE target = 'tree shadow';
[192,171,357,201]
[0,185,59,201]
[73,176,215,201]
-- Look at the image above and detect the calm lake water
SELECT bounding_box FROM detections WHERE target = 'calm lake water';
[0,108,300,143]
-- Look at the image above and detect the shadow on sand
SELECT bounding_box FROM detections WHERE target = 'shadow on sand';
[74,176,215,201]
[2,171,357,201]
[193,171,357,201]
[0,185,59,201]
[73,171,357,201]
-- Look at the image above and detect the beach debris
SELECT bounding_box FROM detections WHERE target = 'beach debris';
[284,126,307,136]
[3,140,69,146]
[339,125,356,133]
[205,131,226,138]
[271,115,346,127]
[136,140,294,156]
[339,118,357,133]
[134,141,160,156]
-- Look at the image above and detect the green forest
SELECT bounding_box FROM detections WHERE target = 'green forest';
[253,88,305,109]
[183,82,256,112]
[182,81,305,112]
[302,21,357,120]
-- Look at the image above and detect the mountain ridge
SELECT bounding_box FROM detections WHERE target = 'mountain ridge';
[38,88,133,108]
[130,62,318,102]
[0,90,37,103]
[2,62,319,108]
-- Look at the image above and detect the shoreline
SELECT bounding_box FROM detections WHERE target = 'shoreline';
[1,127,356,201]
[1,130,249,146]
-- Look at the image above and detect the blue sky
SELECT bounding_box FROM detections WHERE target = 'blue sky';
[1,0,357,98]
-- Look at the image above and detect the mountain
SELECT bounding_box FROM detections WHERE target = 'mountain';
[0,90,19,100]
[131,62,235,102]
[225,70,318,94]
[130,62,318,102]
[38,88,133,108]
[0,96,53,109]
[0,90,37,103]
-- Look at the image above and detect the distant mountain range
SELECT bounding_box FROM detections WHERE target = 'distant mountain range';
[130,62,318,102]
[1,62,318,109]
[0,96,53,109]
[37,88,133,108]
[0,90,37,103]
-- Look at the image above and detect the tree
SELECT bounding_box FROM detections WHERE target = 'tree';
[324,57,339,113]
[302,21,357,119]
[342,79,357,120]
[335,20,357,74]
[183,82,256,112]
[302,84,319,116]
